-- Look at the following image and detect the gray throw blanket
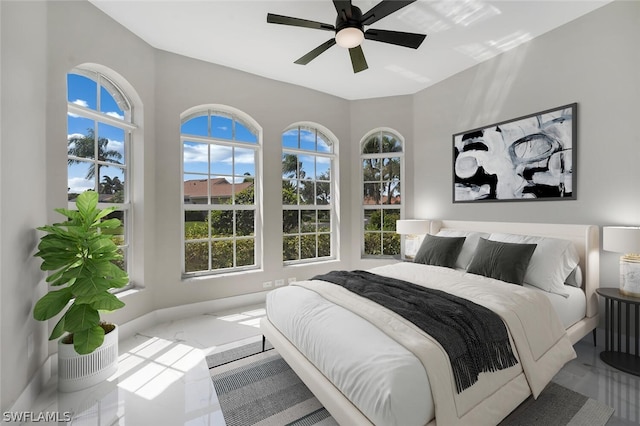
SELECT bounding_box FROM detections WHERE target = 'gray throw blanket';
[312,270,518,393]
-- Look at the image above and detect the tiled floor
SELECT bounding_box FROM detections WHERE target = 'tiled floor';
[26,305,640,425]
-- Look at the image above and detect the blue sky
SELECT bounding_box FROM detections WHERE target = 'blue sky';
[67,73,126,194]
[67,73,332,193]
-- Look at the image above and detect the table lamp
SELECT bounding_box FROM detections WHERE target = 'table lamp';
[603,226,640,297]
[396,219,430,260]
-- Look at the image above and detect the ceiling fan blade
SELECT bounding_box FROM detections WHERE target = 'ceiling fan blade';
[348,45,368,73]
[333,1,353,18]
[361,0,417,26]
[267,13,335,31]
[295,39,337,65]
[365,29,426,49]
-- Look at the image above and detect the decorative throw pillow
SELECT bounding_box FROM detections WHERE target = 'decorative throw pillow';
[488,233,579,296]
[414,234,466,268]
[467,238,537,285]
[436,230,490,270]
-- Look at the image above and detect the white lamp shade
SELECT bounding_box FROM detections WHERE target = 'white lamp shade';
[603,226,640,254]
[335,27,364,48]
[396,220,430,235]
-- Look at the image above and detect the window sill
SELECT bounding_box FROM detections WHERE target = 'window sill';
[181,267,263,282]
[284,258,340,269]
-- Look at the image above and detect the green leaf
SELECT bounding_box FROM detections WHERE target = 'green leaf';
[53,208,81,221]
[95,218,121,229]
[76,292,125,312]
[108,263,129,288]
[63,304,100,333]
[95,207,116,221]
[71,274,112,296]
[89,238,118,255]
[49,317,66,341]
[72,325,105,355]
[75,191,99,225]
[33,287,73,321]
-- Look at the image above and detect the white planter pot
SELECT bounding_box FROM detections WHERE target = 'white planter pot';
[57,325,119,392]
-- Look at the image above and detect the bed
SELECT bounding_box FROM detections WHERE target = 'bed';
[260,220,600,425]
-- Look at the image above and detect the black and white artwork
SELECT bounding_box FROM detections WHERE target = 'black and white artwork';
[453,103,576,203]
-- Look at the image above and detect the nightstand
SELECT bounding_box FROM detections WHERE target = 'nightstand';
[596,287,640,376]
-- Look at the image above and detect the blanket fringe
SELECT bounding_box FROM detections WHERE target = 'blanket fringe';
[452,340,518,393]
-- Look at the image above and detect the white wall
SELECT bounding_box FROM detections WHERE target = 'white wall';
[411,0,640,288]
[1,0,49,412]
[151,50,353,309]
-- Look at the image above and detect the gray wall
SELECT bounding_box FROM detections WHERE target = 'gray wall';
[1,0,48,412]
[152,50,353,308]
[1,0,638,413]
[411,0,640,287]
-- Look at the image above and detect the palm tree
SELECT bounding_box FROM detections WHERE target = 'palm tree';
[282,153,305,179]
[362,134,401,204]
[68,128,123,186]
[100,175,124,195]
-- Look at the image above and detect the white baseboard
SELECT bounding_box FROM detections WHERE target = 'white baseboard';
[10,290,269,416]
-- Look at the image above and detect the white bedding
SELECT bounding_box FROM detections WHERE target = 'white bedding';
[266,262,578,426]
[267,284,433,426]
[525,282,586,329]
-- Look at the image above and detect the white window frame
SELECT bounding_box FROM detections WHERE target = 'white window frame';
[360,128,404,258]
[282,123,338,265]
[67,67,136,290]
[181,105,262,277]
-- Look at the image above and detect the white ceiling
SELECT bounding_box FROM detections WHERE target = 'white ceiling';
[89,0,611,100]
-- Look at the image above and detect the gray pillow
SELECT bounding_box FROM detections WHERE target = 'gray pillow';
[467,238,537,285]
[414,234,466,268]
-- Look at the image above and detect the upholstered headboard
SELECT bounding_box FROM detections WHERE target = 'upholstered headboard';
[429,220,599,344]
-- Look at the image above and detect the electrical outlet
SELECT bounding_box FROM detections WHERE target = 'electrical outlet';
[288,277,297,284]
[262,281,273,289]
[275,279,285,287]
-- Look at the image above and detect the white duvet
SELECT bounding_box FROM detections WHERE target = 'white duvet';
[266,263,577,426]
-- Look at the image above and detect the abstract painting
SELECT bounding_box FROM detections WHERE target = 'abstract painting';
[453,103,577,202]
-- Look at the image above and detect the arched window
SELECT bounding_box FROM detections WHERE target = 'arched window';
[361,128,403,257]
[181,106,261,276]
[282,124,337,263]
[67,67,135,285]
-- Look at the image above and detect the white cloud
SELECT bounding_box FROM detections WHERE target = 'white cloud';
[72,99,89,108]
[106,139,124,154]
[106,111,125,120]
[183,143,210,164]
[67,177,93,194]
[183,143,255,169]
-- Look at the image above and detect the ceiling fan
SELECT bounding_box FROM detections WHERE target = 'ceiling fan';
[266,0,427,73]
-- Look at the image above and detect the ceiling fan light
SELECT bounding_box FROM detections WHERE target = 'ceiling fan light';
[335,27,364,48]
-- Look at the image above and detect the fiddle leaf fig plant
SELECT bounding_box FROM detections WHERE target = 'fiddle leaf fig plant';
[33,191,128,355]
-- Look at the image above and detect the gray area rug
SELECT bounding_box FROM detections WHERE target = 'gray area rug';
[209,340,614,426]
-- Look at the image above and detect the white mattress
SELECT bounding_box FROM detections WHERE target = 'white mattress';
[266,266,586,426]
[524,283,586,329]
[266,285,433,426]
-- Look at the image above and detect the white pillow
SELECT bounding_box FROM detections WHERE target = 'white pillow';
[436,230,490,270]
[488,233,579,297]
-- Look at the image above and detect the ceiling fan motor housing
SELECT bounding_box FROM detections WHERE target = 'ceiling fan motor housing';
[335,5,364,33]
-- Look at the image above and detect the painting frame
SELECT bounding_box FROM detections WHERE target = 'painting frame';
[452,103,577,203]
